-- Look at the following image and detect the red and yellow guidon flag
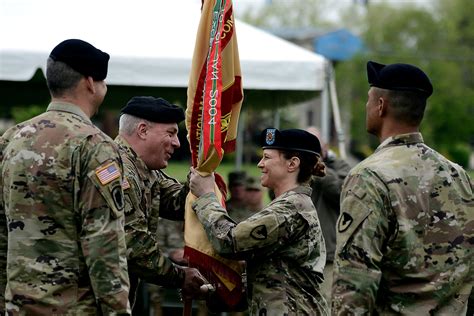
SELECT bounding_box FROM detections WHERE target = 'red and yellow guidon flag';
[185,0,244,310]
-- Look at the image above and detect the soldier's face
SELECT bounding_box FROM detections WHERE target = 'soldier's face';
[257,149,288,189]
[366,87,381,136]
[245,189,263,206]
[93,80,107,112]
[230,184,245,200]
[142,122,180,170]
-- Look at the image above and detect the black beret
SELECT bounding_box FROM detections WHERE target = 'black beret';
[121,96,185,124]
[49,39,110,81]
[367,61,433,97]
[228,171,247,186]
[260,128,322,155]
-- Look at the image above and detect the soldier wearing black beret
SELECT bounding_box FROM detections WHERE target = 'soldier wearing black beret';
[188,127,329,314]
[366,61,433,97]
[49,38,110,81]
[361,61,435,136]
[332,62,473,314]
[114,97,209,308]
[120,96,185,124]
[260,128,322,156]
[1,39,132,314]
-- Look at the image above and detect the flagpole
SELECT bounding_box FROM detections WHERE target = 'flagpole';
[273,108,280,129]
[183,300,192,316]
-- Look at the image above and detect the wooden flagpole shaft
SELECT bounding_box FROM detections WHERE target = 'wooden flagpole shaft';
[183,299,193,316]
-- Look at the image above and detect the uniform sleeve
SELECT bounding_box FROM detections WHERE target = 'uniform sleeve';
[312,166,344,204]
[76,140,131,315]
[0,136,8,313]
[193,192,308,260]
[331,171,392,314]
[123,173,185,288]
[155,170,189,221]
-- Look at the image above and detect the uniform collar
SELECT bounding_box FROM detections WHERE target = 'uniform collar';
[115,135,139,160]
[376,132,424,153]
[282,185,312,197]
[46,101,91,123]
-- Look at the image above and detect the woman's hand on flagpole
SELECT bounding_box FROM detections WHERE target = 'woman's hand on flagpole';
[189,167,215,197]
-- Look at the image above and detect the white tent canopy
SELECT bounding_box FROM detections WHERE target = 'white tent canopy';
[0,0,327,91]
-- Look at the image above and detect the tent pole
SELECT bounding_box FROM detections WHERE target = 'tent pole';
[273,106,280,129]
[235,110,245,171]
[321,62,330,144]
[328,62,347,159]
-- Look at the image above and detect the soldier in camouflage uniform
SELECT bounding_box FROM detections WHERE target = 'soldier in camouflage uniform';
[306,126,351,306]
[114,96,209,309]
[150,218,187,315]
[226,171,248,221]
[243,176,264,213]
[332,61,474,314]
[190,128,329,316]
[0,39,131,314]
[228,175,264,224]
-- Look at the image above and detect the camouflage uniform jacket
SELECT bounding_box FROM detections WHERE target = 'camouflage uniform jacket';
[227,202,255,223]
[310,154,351,262]
[114,135,188,296]
[156,218,184,255]
[193,186,329,315]
[332,133,474,315]
[0,102,131,315]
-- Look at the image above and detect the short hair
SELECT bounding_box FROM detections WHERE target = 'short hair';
[377,87,427,126]
[46,58,83,97]
[119,113,154,136]
[281,150,325,183]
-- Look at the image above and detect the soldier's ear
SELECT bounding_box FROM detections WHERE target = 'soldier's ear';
[377,96,388,117]
[85,76,95,94]
[137,122,148,139]
[287,156,300,173]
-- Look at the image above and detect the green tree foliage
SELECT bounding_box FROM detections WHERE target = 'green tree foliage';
[11,105,45,123]
[240,0,473,167]
[240,0,334,28]
[337,1,474,167]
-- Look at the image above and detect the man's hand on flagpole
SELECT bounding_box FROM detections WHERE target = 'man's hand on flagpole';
[179,266,214,300]
[189,167,215,198]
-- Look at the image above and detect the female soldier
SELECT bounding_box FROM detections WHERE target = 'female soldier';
[189,128,329,315]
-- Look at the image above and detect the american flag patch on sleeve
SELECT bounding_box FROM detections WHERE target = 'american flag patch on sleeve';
[121,177,130,190]
[95,162,121,185]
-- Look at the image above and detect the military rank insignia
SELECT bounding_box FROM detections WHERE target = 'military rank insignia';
[95,162,121,185]
[265,128,276,145]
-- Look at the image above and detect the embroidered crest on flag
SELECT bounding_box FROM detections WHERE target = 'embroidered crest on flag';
[95,162,121,185]
[265,128,276,145]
